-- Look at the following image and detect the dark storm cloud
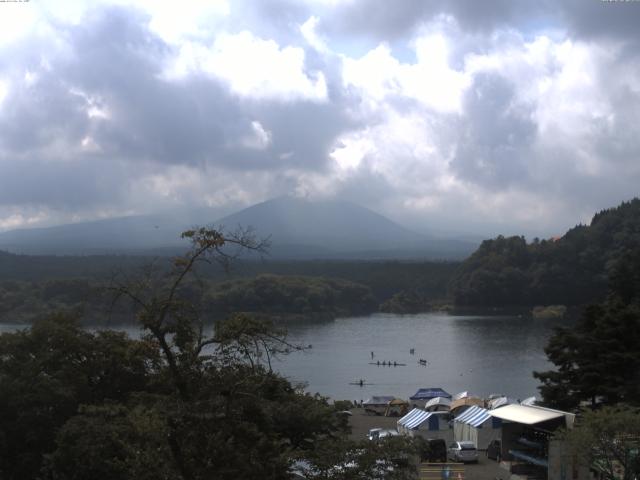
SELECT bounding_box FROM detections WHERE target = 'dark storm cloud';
[558,0,640,42]
[317,0,640,48]
[450,73,536,188]
[320,0,556,41]
[0,156,129,208]
[0,5,355,213]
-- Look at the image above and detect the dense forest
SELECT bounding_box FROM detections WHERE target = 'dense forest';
[0,274,378,325]
[0,252,457,323]
[449,198,640,307]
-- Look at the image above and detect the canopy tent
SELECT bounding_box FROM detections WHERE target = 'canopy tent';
[425,396,451,412]
[397,408,452,441]
[453,405,502,449]
[487,396,518,410]
[453,391,472,400]
[489,405,575,429]
[363,396,395,406]
[450,396,485,414]
[363,396,396,415]
[520,396,538,406]
[384,398,409,417]
[409,388,451,408]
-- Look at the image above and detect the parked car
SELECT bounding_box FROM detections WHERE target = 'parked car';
[486,439,502,462]
[448,441,478,463]
[367,428,399,441]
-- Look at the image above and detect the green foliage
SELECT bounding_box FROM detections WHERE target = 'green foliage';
[379,290,434,314]
[0,251,459,324]
[0,228,418,479]
[0,314,156,479]
[534,250,640,410]
[450,198,640,306]
[205,274,377,319]
[559,405,640,480]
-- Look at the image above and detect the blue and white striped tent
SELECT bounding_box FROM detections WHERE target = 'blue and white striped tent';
[397,409,452,441]
[453,406,501,449]
[456,406,491,427]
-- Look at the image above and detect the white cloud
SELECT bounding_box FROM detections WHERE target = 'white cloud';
[167,31,328,102]
[342,33,469,114]
[242,121,272,150]
[1,2,640,236]
[0,79,7,107]
[0,2,38,46]
[300,16,329,53]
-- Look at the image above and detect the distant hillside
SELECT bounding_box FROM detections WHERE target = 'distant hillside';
[217,196,475,259]
[449,198,640,307]
[0,213,199,255]
[0,197,477,259]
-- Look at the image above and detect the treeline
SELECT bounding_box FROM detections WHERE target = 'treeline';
[449,198,640,307]
[0,274,380,325]
[0,250,458,302]
[0,252,459,322]
[204,274,377,319]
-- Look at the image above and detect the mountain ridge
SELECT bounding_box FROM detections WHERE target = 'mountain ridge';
[0,196,476,259]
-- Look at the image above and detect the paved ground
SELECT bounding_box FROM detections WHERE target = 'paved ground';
[347,408,509,479]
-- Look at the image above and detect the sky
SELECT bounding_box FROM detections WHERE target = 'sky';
[0,0,639,238]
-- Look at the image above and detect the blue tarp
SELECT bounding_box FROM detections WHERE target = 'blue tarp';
[410,388,451,400]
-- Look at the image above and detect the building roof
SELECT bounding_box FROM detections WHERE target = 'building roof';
[488,404,574,426]
[398,408,434,429]
[409,388,451,400]
[454,405,493,427]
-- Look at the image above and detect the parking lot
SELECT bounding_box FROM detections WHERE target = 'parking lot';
[348,408,508,480]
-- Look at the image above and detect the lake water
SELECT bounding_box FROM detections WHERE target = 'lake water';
[0,312,570,402]
[278,313,569,402]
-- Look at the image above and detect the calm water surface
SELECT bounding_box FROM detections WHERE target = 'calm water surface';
[277,313,569,401]
[0,312,570,401]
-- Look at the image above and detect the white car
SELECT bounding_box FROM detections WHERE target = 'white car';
[367,428,399,441]
[447,441,478,463]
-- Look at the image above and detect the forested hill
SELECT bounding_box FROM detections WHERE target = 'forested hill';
[449,198,640,307]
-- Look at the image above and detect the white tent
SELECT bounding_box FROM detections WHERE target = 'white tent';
[453,405,502,450]
[487,396,518,410]
[397,408,452,442]
[424,396,451,412]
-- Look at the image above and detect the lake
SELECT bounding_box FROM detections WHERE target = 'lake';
[0,312,570,402]
[277,313,569,402]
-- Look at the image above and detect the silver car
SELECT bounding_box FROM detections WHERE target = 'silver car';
[447,441,478,463]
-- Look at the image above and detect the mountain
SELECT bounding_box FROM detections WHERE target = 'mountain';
[0,206,228,255]
[0,197,477,259]
[215,196,475,259]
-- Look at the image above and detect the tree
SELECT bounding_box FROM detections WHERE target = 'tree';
[560,405,640,480]
[534,252,640,410]
[0,227,419,479]
[0,314,157,480]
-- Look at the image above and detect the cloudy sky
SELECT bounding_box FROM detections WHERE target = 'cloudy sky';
[1,0,639,237]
